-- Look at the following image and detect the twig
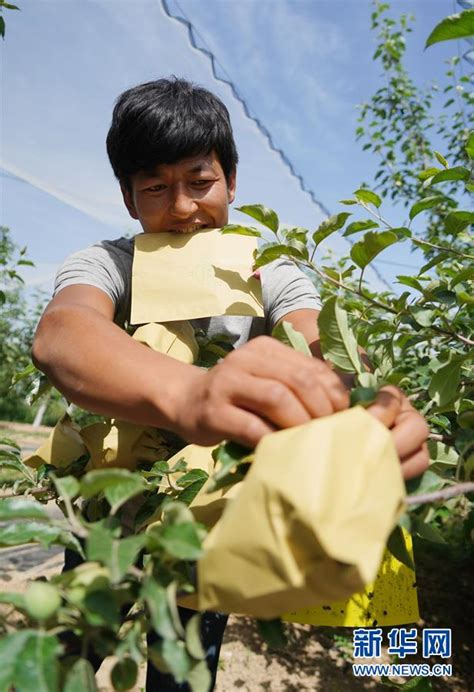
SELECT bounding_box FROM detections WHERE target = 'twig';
[428,433,454,444]
[406,482,474,506]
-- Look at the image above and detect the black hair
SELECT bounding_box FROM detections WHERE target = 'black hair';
[106,77,238,187]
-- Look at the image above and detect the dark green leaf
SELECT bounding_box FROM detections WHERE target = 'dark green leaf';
[220,224,261,238]
[430,166,470,184]
[312,212,352,248]
[0,17,5,39]
[343,219,379,236]
[178,479,208,506]
[350,387,377,408]
[409,196,443,220]
[425,9,474,48]
[451,266,474,287]
[83,589,120,628]
[387,526,415,571]
[410,307,436,327]
[236,204,279,233]
[419,253,450,275]
[444,210,474,234]
[211,441,252,481]
[411,517,446,544]
[257,618,287,648]
[353,188,382,208]
[350,231,398,269]
[53,475,80,500]
[253,243,306,269]
[271,320,311,355]
[338,198,358,205]
[177,469,209,488]
[0,497,49,520]
[466,131,474,160]
[64,659,99,692]
[80,469,146,513]
[318,297,364,374]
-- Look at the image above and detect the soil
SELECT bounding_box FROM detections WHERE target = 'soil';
[1,421,472,691]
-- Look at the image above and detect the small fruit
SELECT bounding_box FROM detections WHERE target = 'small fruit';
[24,581,61,621]
[111,658,138,691]
[350,386,377,408]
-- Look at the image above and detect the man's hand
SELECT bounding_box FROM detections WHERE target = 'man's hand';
[172,335,349,447]
[367,386,430,480]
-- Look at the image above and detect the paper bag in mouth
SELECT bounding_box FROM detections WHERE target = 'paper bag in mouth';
[131,229,263,325]
[196,407,406,618]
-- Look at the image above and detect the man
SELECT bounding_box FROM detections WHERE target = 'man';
[32,77,429,689]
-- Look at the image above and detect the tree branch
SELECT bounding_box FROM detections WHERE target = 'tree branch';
[406,482,474,506]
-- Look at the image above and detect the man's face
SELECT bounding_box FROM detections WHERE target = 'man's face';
[122,151,236,234]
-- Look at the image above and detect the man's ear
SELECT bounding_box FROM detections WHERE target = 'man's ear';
[227,169,237,204]
[120,182,139,220]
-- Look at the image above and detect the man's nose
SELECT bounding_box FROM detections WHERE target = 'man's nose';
[169,185,198,217]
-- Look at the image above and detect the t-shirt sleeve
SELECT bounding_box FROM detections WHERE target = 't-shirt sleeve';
[53,240,132,325]
[261,258,322,331]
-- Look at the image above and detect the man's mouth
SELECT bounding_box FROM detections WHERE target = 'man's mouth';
[169,224,209,234]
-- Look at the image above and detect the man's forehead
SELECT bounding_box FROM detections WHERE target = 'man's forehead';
[146,153,217,177]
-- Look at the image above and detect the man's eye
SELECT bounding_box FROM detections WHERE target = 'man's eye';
[192,179,213,186]
[146,184,166,192]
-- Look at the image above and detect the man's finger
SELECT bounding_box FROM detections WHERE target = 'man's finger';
[367,385,403,428]
[399,442,430,480]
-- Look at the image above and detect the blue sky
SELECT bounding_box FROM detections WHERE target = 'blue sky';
[1,0,464,293]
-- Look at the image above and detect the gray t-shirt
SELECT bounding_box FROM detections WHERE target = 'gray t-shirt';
[54,236,321,346]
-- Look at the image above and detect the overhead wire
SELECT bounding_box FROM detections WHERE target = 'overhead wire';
[160,0,394,288]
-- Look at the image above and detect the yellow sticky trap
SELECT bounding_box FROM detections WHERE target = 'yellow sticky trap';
[23,413,86,469]
[131,229,263,324]
[284,531,419,626]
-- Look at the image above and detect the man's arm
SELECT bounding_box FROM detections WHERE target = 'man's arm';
[32,287,349,448]
[274,308,429,479]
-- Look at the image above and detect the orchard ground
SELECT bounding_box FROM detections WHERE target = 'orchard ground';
[1,421,472,692]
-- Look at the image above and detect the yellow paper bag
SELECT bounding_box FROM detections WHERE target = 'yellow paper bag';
[23,413,86,469]
[196,407,406,618]
[132,321,198,364]
[131,229,263,324]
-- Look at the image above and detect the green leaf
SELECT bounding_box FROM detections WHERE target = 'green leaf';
[53,475,80,500]
[220,224,261,238]
[158,523,203,560]
[64,659,99,692]
[0,630,60,692]
[178,479,208,506]
[142,578,177,640]
[186,660,212,692]
[411,517,446,544]
[0,17,5,39]
[177,469,209,488]
[434,151,448,168]
[451,266,474,288]
[236,204,279,233]
[0,497,49,520]
[256,618,287,648]
[407,470,445,499]
[418,167,441,181]
[350,387,377,408]
[80,469,146,513]
[86,524,145,582]
[343,219,379,236]
[0,521,80,551]
[444,210,474,234]
[83,589,120,628]
[318,297,364,374]
[429,360,463,406]
[0,591,26,609]
[283,227,308,244]
[350,230,398,269]
[425,9,474,48]
[338,198,358,205]
[312,212,351,248]
[271,320,311,356]
[419,252,450,275]
[387,526,415,571]
[409,196,443,220]
[149,639,193,683]
[430,166,470,184]
[253,243,306,269]
[185,613,206,660]
[466,131,474,160]
[353,188,382,208]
